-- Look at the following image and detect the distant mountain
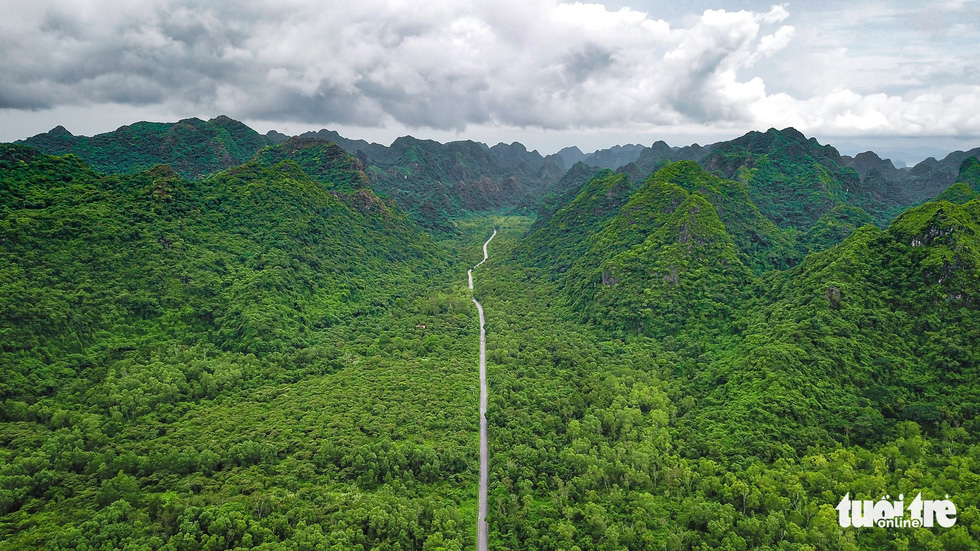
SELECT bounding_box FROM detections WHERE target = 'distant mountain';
[583,144,645,170]
[551,145,586,168]
[265,129,291,144]
[545,143,647,172]
[16,116,978,238]
[617,131,980,229]
[532,128,883,265]
[19,117,571,233]
[20,115,271,180]
[521,170,634,273]
[292,131,564,232]
[526,161,608,229]
[489,141,548,173]
[696,128,875,228]
[298,129,389,161]
[527,130,980,301]
[630,140,712,176]
[902,148,980,202]
[572,162,794,281]
[624,128,921,231]
[840,150,904,181]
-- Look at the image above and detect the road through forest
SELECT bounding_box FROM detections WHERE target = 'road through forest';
[470,229,495,551]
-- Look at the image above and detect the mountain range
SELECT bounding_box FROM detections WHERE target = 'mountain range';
[4,115,980,549]
[22,117,979,236]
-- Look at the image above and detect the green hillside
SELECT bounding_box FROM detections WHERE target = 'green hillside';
[0,144,488,549]
[527,163,797,331]
[363,137,563,232]
[520,170,633,273]
[20,116,271,180]
[482,215,980,550]
[800,204,875,253]
[936,182,980,205]
[250,137,370,192]
[586,193,750,338]
[957,156,980,192]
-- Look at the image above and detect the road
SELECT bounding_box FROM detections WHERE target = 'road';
[468,229,496,290]
[470,229,495,551]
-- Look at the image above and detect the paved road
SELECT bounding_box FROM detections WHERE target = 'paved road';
[470,229,495,551]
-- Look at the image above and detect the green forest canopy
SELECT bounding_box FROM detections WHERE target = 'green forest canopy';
[2,128,980,549]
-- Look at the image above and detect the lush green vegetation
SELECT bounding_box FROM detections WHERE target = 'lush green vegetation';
[706,129,883,230]
[957,156,980,193]
[361,137,563,233]
[505,143,980,547]
[20,116,271,180]
[0,144,487,549]
[3,121,980,550]
[483,213,980,550]
[800,205,875,254]
[251,138,370,192]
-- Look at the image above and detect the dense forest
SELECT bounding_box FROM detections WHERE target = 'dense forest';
[3,119,980,549]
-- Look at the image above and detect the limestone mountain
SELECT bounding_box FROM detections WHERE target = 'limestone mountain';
[545,144,646,171]
[293,131,564,231]
[0,142,442,399]
[685,197,980,459]
[251,137,370,192]
[20,115,271,180]
[560,162,795,317]
[935,182,980,204]
[902,148,980,201]
[586,193,750,338]
[520,170,634,273]
[957,155,980,192]
[620,128,980,235]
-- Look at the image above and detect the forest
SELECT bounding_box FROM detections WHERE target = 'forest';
[2,119,980,550]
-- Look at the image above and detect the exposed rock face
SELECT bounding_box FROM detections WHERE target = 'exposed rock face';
[842,151,902,180]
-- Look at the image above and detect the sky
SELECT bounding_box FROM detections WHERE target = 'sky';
[1,0,978,164]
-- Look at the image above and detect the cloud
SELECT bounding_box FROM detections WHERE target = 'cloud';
[0,0,977,140]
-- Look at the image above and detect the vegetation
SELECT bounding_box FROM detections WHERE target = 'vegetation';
[483,217,980,550]
[250,138,369,192]
[20,116,271,180]
[957,156,980,193]
[3,120,980,550]
[801,205,875,254]
[334,135,564,233]
[0,143,483,549]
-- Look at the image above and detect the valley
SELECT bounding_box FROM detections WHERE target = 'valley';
[2,118,980,549]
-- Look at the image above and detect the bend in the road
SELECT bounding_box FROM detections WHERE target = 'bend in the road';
[470,229,495,551]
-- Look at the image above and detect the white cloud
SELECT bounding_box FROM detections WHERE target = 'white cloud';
[0,0,978,144]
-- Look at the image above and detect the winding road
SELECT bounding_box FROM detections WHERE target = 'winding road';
[470,229,495,551]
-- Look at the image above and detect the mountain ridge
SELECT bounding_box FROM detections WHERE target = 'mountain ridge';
[16,117,979,239]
